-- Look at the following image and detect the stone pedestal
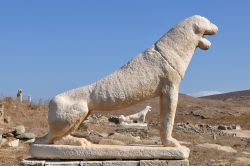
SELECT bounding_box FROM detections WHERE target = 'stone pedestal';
[30,144,189,160]
[21,158,189,166]
[23,144,190,165]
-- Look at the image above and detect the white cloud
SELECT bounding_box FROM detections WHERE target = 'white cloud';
[190,91,222,97]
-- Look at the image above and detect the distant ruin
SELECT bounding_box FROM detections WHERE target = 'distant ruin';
[0,103,4,124]
[17,89,23,103]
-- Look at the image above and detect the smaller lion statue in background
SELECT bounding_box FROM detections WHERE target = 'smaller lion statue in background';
[119,106,152,124]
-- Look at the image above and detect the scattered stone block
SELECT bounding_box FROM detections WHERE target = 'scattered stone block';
[17,132,36,140]
[14,125,26,135]
[7,139,19,147]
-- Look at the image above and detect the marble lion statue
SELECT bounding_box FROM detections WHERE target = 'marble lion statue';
[119,106,152,124]
[36,15,218,147]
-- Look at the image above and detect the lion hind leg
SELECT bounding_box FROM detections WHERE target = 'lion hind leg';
[35,100,90,145]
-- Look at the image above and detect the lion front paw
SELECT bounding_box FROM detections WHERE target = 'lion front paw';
[54,135,92,146]
[163,137,181,147]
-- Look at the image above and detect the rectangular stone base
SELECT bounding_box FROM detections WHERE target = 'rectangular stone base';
[30,144,189,160]
[20,158,189,166]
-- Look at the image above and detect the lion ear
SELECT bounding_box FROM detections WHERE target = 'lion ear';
[193,23,203,35]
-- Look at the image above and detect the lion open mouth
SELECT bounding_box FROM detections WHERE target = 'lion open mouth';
[198,23,218,50]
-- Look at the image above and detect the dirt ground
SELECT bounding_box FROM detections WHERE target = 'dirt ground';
[0,91,250,166]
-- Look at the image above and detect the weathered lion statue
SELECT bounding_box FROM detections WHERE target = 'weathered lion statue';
[36,15,218,147]
[119,106,152,124]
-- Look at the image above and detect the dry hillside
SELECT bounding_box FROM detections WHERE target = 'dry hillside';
[0,90,249,165]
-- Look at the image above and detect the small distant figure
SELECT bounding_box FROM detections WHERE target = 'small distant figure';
[17,89,23,103]
[119,106,152,124]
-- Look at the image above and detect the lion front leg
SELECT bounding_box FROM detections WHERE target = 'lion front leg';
[54,135,91,146]
[160,84,181,147]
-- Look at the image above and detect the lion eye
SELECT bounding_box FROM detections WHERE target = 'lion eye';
[193,24,202,34]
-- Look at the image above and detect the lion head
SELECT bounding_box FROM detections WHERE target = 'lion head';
[191,15,218,50]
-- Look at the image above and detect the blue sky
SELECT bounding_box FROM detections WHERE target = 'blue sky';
[0,1,249,100]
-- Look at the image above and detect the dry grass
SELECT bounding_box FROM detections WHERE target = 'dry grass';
[0,97,48,166]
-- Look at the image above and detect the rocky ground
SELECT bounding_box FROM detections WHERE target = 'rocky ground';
[0,91,250,166]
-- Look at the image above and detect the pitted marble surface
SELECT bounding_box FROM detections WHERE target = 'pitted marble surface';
[30,144,190,160]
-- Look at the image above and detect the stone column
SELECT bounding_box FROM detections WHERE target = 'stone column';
[17,89,23,103]
[0,104,4,124]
